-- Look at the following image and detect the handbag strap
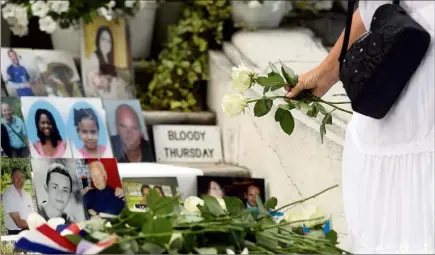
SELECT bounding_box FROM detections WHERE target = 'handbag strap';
[338,0,400,69]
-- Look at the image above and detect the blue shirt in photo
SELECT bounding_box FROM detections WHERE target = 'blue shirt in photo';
[7,64,30,83]
[83,186,125,216]
[1,116,27,149]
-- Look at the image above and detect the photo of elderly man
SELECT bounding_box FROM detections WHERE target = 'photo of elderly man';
[82,159,125,217]
[103,100,154,163]
[1,160,35,235]
[244,184,261,209]
[1,98,30,158]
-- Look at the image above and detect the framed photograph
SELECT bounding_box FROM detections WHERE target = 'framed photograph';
[34,49,84,97]
[75,158,124,218]
[20,97,72,158]
[31,158,86,224]
[1,97,30,158]
[80,16,135,99]
[103,99,154,163]
[67,98,113,158]
[0,48,47,97]
[1,158,36,236]
[122,177,180,212]
[197,176,266,209]
[117,162,203,200]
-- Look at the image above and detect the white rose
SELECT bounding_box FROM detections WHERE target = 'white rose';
[31,1,49,17]
[87,215,106,232]
[10,23,28,36]
[1,1,7,5]
[231,63,255,92]
[2,3,16,19]
[27,212,47,230]
[284,210,305,228]
[247,0,262,9]
[221,92,248,117]
[14,4,28,26]
[39,16,57,33]
[226,248,249,254]
[47,1,69,14]
[107,0,116,9]
[98,7,113,21]
[301,206,325,228]
[184,196,204,213]
[47,217,65,230]
[125,0,136,8]
[217,198,227,211]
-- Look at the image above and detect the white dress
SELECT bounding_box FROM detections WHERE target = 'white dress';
[342,1,435,253]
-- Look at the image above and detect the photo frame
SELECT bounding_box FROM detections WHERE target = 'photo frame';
[20,97,72,158]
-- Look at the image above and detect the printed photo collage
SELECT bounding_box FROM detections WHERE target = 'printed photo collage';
[1,16,135,100]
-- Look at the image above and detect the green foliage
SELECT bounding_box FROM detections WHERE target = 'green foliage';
[139,0,232,111]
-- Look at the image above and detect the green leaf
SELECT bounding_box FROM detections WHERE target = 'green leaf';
[141,243,165,254]
[64,234,82,245]
[269,62,280,74]
[320,123,326,143]
[254,98,273,117]
[274,107,286,122]
[223,196,245,216]
[264,197,278,210]
[278,104,290,110]
[154,197,176,215]
[147,189,161,211]
[325,230,339,245]
[279,110,295,136]
[195,247,218,254]
[307,103,319,118]
[299,102,312,111]
[256,73,285,87]
[128,212,151,229]
[202,195,227,217]
[256,218,279,249]
[263,86,270,95]
[153,218,173,244]
[255,195,269,215]
[280,60,296,86]
[270,84,284,91]
[315,102,327,115]
[322,113,333,125]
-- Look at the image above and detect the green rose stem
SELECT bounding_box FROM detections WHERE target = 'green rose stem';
[247,96,352,115]
[272,184,339,213]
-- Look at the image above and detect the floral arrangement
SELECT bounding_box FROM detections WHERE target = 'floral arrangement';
[1,0,157,37]
[14,185,348,254]
[221,62,352,143]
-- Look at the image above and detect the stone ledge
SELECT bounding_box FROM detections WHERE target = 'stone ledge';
[142,111,215,125]
[168,162,250,177]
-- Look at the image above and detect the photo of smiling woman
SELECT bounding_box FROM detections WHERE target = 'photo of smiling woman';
[81,17,134,99]
[32,109,67,158]
[21,97,72,158]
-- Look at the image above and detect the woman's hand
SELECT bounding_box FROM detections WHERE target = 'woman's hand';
[285,65,338,99]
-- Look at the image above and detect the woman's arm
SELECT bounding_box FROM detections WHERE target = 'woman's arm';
[318,9,367,87]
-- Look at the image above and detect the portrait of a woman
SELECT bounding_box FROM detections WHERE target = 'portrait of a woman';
[84,25,131,99]
[206,180,224,199]
[32,109,67,158]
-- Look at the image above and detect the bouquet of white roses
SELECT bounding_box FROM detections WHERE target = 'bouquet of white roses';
[14,185,348,254]
[222,62,352,143]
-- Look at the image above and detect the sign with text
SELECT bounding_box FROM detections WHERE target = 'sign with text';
[153,125,223,163]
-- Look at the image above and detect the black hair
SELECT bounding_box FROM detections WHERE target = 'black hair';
[95,26,116,77]
[74,108,99,130]
[35,108,62,147]
[115,104,140,128]
[10,168,24,177]
[141,184,150,195]
[45,163,72,194]
[153,185,165,196]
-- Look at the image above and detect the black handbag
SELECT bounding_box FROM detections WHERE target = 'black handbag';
[338,0,431,119]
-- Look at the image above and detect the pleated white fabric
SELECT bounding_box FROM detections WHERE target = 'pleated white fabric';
[342,1,435,253]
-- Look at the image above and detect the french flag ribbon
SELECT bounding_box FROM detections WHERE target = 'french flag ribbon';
[303,219,331,235]
[76,235,118,254]
[14,224,76,254]
[56,223,87,237]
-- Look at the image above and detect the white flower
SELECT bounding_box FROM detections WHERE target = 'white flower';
[47,1,69,14]
[138,0,149,9]
[226,248,249,254]
[284,206,326,228]
[98,7,113,21]
[183,196,204,213]
[1,1,7,5]
[125,0,136,8]
[107,0,116,9]
[47,217,65,230]
[231,62,255,92]
[248,0,262,9]
[27,212,47,230]
[14,4,28,26]
[10,24,28,36]
[39,16,57,33]
[87,215,106,232]
[217,198,227,211]
[31,1,49,17]
[221,92,248,117]
[2,3,16,19]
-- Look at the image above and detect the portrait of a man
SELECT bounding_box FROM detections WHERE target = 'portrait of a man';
[104,100,154,163]
[31,159,86,224]
[4,49,34,96]
[82,160,125,217]
[244,184,261,209]
[1,98,30,158]
[1,162,35,235]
